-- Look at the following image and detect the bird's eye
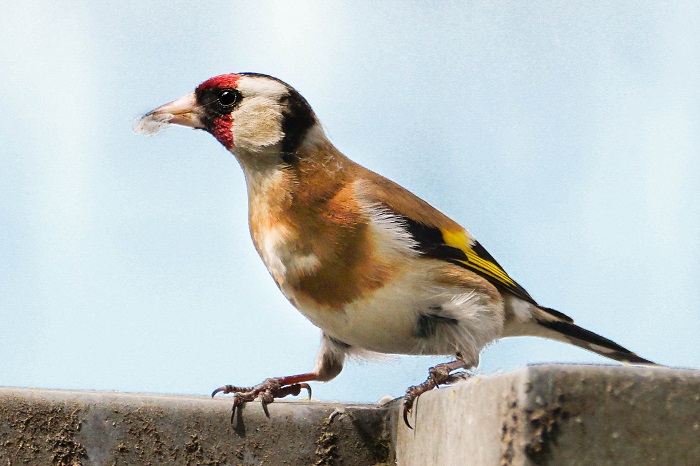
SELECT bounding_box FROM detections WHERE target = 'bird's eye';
[218,89,238,107]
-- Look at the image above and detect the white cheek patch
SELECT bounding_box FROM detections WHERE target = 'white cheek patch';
[132,112,173,136]
[232,96,284,151]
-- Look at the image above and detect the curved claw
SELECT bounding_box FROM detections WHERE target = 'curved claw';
[429,373,441,389]
[401,360,472,429]
[230,397,244,424]
[212,384,251,398]
[299,383,312,400]
[211,374,318,424]
[403,403,414,430]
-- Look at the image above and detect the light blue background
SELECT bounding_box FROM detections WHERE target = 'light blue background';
[2,1,698,403]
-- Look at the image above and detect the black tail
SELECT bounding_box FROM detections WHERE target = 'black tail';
[536,314,658,366]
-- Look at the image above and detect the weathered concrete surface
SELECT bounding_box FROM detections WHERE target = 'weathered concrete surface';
[395,365,700,466]
[2,365,698,465]
[0,388,393,465]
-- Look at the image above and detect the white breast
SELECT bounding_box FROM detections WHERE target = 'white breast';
[294,265,505,365]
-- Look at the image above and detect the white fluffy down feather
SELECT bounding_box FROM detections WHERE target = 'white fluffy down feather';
[132,112,173,136]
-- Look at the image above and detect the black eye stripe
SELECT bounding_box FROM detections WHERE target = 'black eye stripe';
[194,87,243,132]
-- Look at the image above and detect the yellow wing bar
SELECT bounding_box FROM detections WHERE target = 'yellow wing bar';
[442,229,516,287]
[392,214,535,303]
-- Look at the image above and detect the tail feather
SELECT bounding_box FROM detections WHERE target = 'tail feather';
[534,310,658,366]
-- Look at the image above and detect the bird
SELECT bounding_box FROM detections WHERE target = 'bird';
[135,72,657,428]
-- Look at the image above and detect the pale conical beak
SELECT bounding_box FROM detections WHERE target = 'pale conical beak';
[134,92,204,135]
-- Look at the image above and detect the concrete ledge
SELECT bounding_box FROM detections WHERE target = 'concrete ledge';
[394,365,700,465]
[0,388,392,465]
[1,365,698,465]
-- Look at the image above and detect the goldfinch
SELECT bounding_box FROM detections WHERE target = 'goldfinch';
[135,73,657,427]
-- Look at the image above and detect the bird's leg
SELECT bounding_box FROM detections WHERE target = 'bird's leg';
[402,359,472,428]
[212,372,316,422]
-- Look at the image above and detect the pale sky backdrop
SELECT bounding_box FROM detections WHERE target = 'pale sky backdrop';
[1,2,698,404]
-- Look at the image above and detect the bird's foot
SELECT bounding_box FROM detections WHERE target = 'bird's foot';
[212,377,312,422]
[402,360,472,429]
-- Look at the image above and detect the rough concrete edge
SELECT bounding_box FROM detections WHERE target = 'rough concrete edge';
[0,388,395,466]
[519,364,700,466]
[4,365,698,465]
[391,364,699,466]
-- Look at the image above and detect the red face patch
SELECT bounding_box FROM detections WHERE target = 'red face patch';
[196,74,241,92]
[212,114,234,149]
[195,74,240,150]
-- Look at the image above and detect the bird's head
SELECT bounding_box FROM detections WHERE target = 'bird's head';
[136,73,326,167]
